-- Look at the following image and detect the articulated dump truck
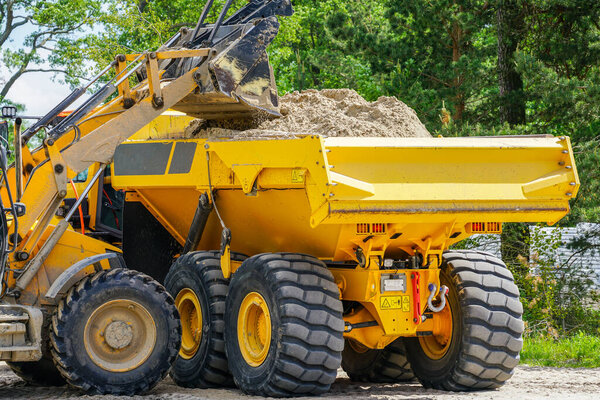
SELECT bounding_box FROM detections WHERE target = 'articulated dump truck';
[109,120,580,395]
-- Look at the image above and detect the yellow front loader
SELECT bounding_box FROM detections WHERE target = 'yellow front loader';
[0,0,292,394]
[108,126,579,395]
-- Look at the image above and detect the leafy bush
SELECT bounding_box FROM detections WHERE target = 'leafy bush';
[454,226,600,338]
[518,226,599,337]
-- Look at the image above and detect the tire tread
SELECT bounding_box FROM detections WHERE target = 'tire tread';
[50,268,180,395]
[410,250,523,391]
[227,252,344,397]
[164,250,246,388]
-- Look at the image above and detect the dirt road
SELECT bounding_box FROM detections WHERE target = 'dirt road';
[0,363,598,400]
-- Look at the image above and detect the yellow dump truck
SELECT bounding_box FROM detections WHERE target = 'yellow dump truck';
[106,120,579,395]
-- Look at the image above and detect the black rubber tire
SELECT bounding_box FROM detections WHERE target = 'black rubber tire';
[8,315,66,386]
[341,337,414,383]
[50,268,181,395]
[404,250,524,391]
[225,253,344,397]
[164,250,247,388]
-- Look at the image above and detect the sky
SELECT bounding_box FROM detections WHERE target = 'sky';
[4,72,79,117]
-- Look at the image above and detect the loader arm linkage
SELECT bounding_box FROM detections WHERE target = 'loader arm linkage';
[1,0,292,297]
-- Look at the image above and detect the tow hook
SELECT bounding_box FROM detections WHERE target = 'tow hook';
[427,283,449,313]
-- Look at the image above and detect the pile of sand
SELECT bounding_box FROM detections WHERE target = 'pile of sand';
[184,89,431,138]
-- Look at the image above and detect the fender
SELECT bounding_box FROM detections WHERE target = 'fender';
[44,253,126,303]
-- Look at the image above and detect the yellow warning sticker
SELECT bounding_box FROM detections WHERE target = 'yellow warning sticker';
[291,169,305,183]
[381,295,410,310]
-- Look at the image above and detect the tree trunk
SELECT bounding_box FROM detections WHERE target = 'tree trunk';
[496,0,526,125]
[501,222,530,275]
[452,20,465,121]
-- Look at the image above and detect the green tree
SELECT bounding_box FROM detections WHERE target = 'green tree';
[496,0,526,125]
[384,0,496,125]
[0,0,103,100]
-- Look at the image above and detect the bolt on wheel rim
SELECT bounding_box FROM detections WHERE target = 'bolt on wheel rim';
[84,299,156,372]
[175,288,203,359]
[238,292,271,367]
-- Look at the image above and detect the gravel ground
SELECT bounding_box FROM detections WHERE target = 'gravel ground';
[0,363,598,400]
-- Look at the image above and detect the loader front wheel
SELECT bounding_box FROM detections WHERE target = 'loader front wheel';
[404,251,524,391]
[341,337,414,383]
[164,251,247,388]
[225,253,344,397]
[50,269,180,395]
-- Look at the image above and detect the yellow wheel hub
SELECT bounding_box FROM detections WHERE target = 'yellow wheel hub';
[419,294,453,360]
[237,292,271,367]
[84,299,156,372]
[175,288,203,359]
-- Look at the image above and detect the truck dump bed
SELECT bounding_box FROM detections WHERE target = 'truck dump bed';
[111,134,579,261]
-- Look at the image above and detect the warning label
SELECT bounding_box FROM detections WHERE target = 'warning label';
[380,295,410,311]
[291,169,305,183]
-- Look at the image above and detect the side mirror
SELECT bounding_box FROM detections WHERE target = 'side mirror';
[1,106,17,119]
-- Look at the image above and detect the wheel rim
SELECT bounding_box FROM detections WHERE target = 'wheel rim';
[175,288,203,359]
[237,292,271,367]
[84,299,156,372]
[419,289,454,360]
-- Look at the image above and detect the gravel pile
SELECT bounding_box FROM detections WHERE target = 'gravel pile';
[184,89,431,138]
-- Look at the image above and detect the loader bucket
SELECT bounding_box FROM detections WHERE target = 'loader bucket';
[162,1,293,120]
[171,17,282,120]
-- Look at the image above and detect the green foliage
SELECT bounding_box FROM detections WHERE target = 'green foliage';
[521,332,600,367]
[516,226,599,337]
[565,140,600,224]
[523,0,600,80]
[0,0,104,98]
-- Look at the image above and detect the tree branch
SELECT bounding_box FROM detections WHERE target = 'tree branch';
[0,64,26,99]
[169,22,195,31]
[419,71,452,88]
[0,0,15,48]
[10,16,30,30]
[22,68,70,74]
